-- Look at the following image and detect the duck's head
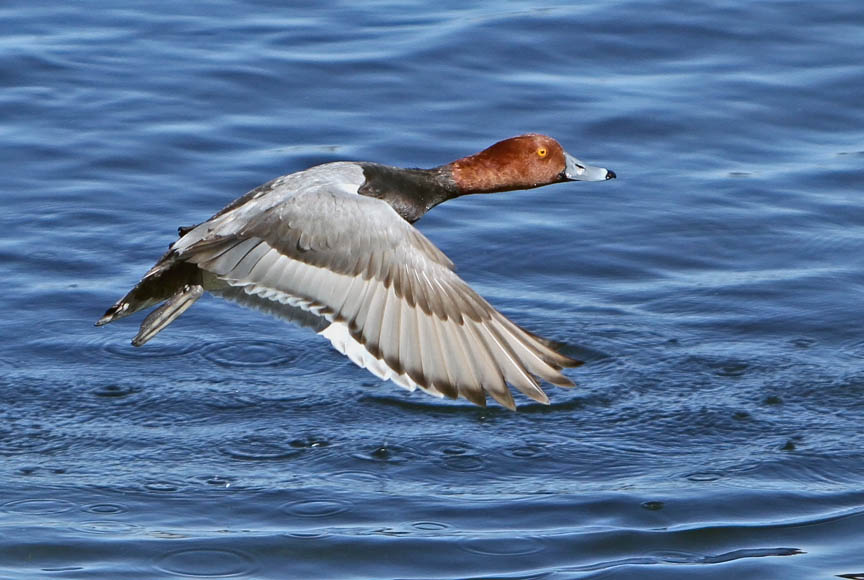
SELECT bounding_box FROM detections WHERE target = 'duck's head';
[447,133,615,194]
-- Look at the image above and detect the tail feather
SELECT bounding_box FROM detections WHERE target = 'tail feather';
[96,252,204,345]
[132,284,204,346]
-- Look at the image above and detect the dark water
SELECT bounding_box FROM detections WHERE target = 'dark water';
[2,1,863,578]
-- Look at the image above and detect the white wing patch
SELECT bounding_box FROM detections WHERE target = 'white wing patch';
[319,321,444,399]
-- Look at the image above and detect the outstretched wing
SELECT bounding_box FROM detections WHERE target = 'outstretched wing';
[172,163,581,409]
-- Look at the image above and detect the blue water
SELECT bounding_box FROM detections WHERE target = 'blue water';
[2,0,863,578]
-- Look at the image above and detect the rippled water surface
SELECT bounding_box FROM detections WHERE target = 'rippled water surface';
[2,1,864,578]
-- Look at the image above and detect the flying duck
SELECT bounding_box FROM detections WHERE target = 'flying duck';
[97,134,616,409]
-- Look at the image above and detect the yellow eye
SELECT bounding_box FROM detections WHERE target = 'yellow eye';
[537,147,547,158]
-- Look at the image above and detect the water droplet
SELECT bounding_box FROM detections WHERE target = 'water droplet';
[641,501,665,511]
[371,446,391,460]
[203,476,232,487]
[352,444,418,464]
[289,436,330,449]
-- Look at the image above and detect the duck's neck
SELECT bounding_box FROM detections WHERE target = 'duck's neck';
[357,163,462,223]
[358,150,529,223]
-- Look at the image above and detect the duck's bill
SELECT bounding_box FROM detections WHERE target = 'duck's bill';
[563,152,616,181]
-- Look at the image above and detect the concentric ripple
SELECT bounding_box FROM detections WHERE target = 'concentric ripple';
[219,436,305,461]
[72,520,142,535]
[1,498,76,514]
[83,503,128,514]
[440,454,487,472]
[351,443,421,464]
[281,498,352,518]
[411,521,450,531]
[154,548,257,578]
[460,535,546,556]
[200,338,337,377]
[142,481,184,493]
[201,339,297,368]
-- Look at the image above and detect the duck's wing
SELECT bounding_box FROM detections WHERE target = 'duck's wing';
[171,177,580,409]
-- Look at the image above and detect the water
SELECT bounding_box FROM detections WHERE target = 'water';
[2,0,863,577]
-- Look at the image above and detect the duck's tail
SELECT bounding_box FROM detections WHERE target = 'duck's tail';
[95,252,204,346]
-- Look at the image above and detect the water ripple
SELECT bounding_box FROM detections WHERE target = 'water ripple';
[154,548,257,578]
[460,535,545,556]
[142,481,184,493]
[1,498,76,514]
[103,339,202,360]
[92,384,141,398]
[685,471,725,483]
[3,1,864,577]
[284,530,331,540]
[72,520,142,535]
[351,443,422,464]
[503,444,551,460]
[219,436,305,461]
[0,423,67,456]
[281,498,352,518]
[201,339,297,368]
[83,503,128,514]
[411,521,450,531]
[200,338,337,377]
[327,470,389,486]
[440,454,487,472]
[564,547,803,573]
[22,318,200,365]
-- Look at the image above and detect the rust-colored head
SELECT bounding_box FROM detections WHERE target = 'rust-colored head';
[446,134,614,194]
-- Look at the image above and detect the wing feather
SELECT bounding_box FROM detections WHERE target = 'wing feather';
[169,167,578,408]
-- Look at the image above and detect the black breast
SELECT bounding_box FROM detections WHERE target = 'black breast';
[357,163,459,223]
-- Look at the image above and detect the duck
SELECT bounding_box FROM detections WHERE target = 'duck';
[97,134,616,410]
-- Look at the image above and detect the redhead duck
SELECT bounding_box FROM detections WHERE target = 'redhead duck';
[97,134,615,409]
